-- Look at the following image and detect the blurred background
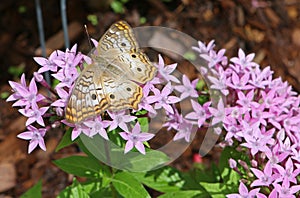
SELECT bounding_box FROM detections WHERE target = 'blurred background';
[1,0,300,197]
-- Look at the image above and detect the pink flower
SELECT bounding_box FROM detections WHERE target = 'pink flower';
[154,55,180,83]
[120,122,154,155]
[174,75,199,99]
[17,125,47,153]
[19,102,49,127]
[84,116,110,139]
[107,110,136,132]
[147,83,181,114]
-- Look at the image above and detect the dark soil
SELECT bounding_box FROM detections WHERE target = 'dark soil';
[1,0,300,197]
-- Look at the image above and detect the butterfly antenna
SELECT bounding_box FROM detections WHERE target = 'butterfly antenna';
[84,24,93,50]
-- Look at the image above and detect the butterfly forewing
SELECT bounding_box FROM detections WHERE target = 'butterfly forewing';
[98,21,138,53]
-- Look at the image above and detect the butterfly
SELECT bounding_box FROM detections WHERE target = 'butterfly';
[65,21,157,123]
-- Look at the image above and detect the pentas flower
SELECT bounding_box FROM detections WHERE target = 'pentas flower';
[200,48,227,68]
[173,118,194,142]
[107,110,136,132]
[52,68,78,88]
[8,77,45,109]
[153,54,180,83]
[208,98,226,126]
[195,40,300,196]
[250,161,278,187]
[119,122,154,154]
[163,108,183,131]
[147,82,181,114]
[207,67,229,95]
[226,182,266,198]
[18,102,49,127]
[34,49,63,73]
[17,125,47,153]
[192,40,215,54]
[6,74,27,102]
[71,123,90,141]
[83,116,110,139]
[174,75,199,99]
[185,100,211,128]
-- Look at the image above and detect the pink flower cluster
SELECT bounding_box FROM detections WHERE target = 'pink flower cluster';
[193,41,300,197]
[7,36,300,196]
[7,42,211,155]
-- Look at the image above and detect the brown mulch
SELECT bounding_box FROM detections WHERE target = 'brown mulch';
[1,0,300,197]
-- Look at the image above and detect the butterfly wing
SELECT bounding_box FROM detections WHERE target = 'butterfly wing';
[65,64,110,123]
[66,62,143,123]
[97,21,137,53]
[66,21,156,123]
[98,21,157,84]
[101,72,143,111]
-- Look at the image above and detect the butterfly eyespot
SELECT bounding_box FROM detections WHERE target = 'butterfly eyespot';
[121,43,126,46]
[110,94,115,99]
[126,87,131,92]
[137,67,142,72]
[131,54,137,58]
[91,94,97,100]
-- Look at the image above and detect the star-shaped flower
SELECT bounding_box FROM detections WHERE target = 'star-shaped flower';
[19,102,49,126]
[107,110,136,132]
[174,75,199,99]
[147,83,181,114]
[84,116,110,139]
[154,55,180,83]
[119,122,154,154]
[17,125,47,153]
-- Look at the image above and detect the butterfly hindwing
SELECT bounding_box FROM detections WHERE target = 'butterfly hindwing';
[66,65,109,123]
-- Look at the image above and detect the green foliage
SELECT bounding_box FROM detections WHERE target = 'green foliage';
[112,172,151,198]
[0,91,10,99]
[140,17,147,24]
[20,180,42,198]
[57,178,90,198]
[56,127,74,151]
[53,155,109,178]
[17,122,244,197]
[87,14,98,26]
[8,64,25,78]
[183,51,197,61]
[110,0,129,14]
[18,5,27,14]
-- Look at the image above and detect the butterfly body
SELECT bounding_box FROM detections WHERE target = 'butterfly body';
[65,21,156,123]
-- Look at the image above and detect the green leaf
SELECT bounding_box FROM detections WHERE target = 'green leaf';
[131,166,185,193]
[218,147,243,185]
[1,91,10,99]
[80,134,169,172]
[138,117,149,132]
[196,79,206,91]
[87,14,98,26]
[183,51,196,61]
[134,109,148,116]
[56,128,74,152]
[53,156,105,178]
[57,178,90,198]
[139,17,147,24]
[112,172,150,198]
[20,180,42,198]
[199,182,234,197]
[158,190,207,198]
[18,5,27,13]
[110,1,125,14]
[8,64,25,77]
[81,179,112,198]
